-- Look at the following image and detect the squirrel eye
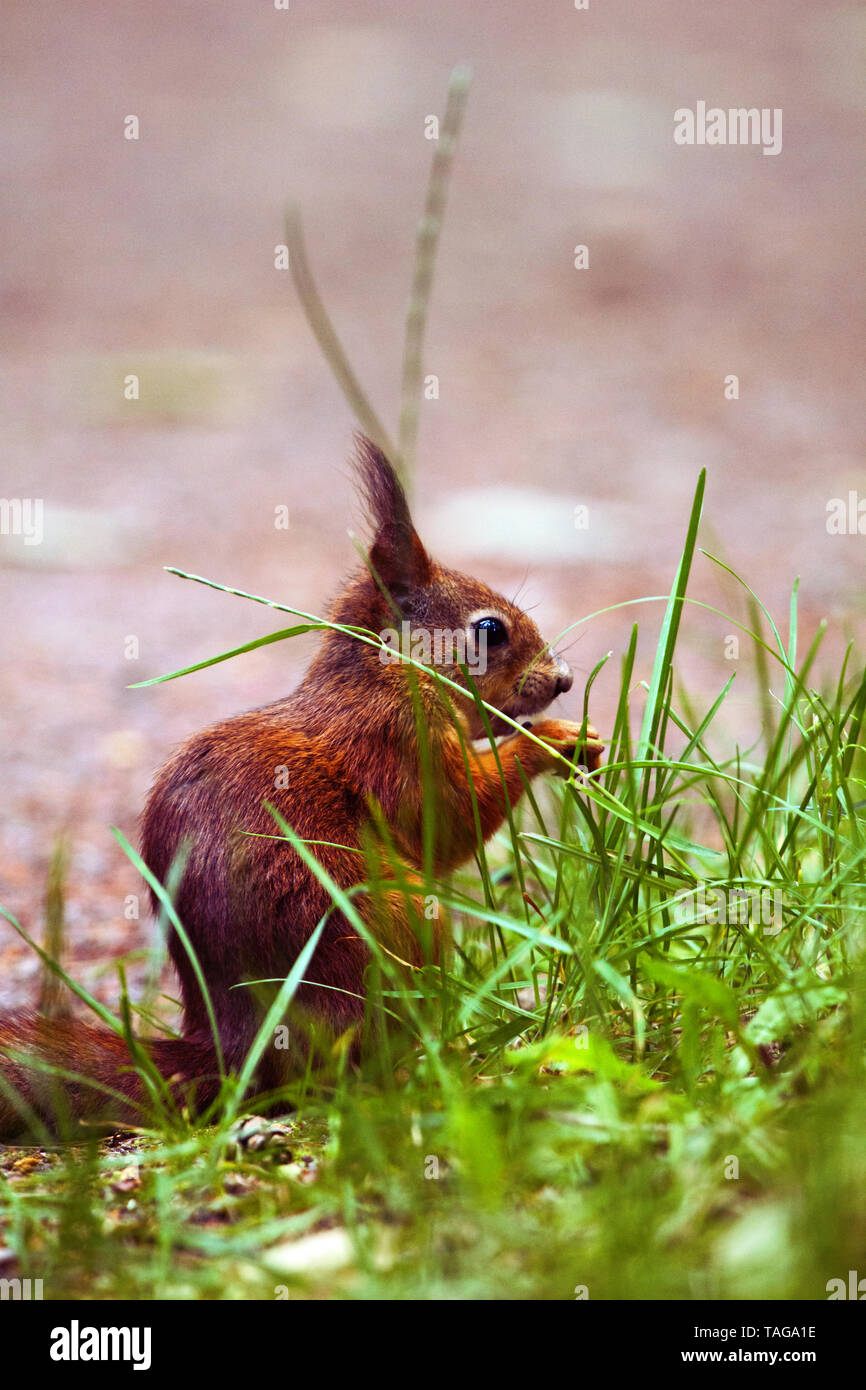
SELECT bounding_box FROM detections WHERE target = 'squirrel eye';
[474,616,509,647]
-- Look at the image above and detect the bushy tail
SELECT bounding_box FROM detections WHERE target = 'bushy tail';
[0,1012,222,1138]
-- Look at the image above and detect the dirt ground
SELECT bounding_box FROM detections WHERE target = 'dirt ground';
[1,0,863,1011]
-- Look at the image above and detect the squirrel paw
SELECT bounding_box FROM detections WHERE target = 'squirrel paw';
[530,718,604,774]
[224,1114,296,1164]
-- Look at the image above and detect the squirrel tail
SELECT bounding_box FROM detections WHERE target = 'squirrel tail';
[0,1011,222,1138]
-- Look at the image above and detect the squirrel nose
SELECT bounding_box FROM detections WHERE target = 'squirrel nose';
[553,660,573,697]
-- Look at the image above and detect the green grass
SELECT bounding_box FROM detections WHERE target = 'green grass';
[1,475,864,1301]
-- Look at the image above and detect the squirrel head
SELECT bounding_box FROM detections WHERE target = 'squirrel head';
[351,435,573,738]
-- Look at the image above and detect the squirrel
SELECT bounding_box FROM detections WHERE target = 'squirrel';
[0,438,603,1136]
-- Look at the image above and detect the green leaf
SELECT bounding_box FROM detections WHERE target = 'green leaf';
[129,624,323,687]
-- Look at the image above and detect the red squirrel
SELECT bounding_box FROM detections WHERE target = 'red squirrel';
[0,438,603,1135]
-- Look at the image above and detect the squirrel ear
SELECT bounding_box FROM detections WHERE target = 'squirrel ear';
[353,433,432,606]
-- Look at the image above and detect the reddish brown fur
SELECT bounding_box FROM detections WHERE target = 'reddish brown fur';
[0,438,602,1136]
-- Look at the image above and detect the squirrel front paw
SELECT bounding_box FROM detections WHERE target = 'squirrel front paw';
[224,1114,296,1164]
[529,718,604,774]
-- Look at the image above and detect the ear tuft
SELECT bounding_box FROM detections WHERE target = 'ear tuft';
[352,434,432,607]
[353,433,410,537]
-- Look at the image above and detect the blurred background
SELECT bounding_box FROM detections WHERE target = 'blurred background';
[1,0,863,1006]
